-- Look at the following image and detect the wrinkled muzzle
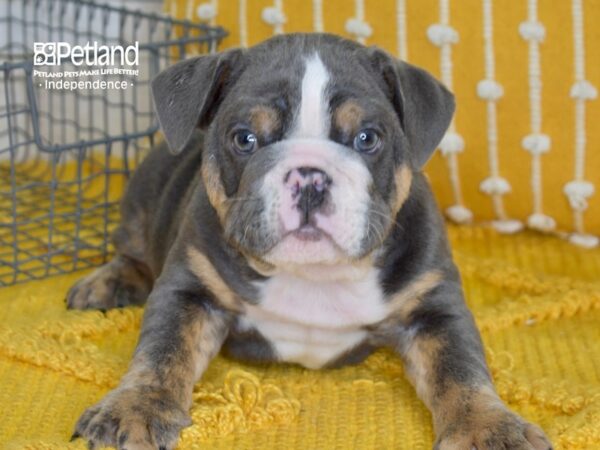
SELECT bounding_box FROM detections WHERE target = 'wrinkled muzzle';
[224,138,392,266]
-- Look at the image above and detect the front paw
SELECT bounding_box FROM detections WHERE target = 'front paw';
[435,408,552,450]
[73,386,191,450]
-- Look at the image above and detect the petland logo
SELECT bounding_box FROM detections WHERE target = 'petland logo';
[33,41,139,66]
[33,41,139,91]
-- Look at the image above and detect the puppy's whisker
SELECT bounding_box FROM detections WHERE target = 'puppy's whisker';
[226,196,262,204]
[363,213,383,247]
[367,220,386,246]
[368,207,403,234]
[241,222,252,247]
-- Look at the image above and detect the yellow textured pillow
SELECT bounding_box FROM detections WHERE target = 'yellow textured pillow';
[165,0,600,247]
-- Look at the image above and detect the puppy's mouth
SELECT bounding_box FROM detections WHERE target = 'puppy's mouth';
[286,224,330,242]
[264,221,346,266]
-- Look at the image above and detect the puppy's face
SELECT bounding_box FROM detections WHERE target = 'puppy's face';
[151,34,454,268]
[212,52,404,267]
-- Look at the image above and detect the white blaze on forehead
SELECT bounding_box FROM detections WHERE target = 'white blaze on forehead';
[293,53,331,138]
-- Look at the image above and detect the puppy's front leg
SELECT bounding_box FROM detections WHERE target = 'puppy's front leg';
[73,280,231,450]
[390,279,552,450]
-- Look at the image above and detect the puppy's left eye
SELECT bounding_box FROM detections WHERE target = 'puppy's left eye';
[233,129,258,154]
[353,129,381,154]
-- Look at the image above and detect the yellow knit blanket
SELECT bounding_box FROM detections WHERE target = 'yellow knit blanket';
[1,225,599,449]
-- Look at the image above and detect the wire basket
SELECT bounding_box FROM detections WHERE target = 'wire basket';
[0,0,227,286]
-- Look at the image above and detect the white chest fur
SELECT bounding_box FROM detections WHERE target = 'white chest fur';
[239,266,388,369]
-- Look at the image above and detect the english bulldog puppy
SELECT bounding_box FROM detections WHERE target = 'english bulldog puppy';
[68,33,552,450]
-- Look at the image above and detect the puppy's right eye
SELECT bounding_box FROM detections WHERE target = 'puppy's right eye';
[232,129,258,154]
[353,128,381,154]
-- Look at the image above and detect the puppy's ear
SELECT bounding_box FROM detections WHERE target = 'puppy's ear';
[151,49,245,154]
[369,49,455,168]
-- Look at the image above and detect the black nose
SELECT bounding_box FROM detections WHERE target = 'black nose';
[284,167,331,223]
[298,183,325,219]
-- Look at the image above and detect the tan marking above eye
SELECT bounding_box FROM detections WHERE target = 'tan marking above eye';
[334,100,365,133]
[249,105,281,136]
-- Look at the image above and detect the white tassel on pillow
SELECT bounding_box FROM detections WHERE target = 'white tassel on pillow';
[518,20,545,42]
[197,2,217,21]
[345,18,372,40]
[439,131,464,155]
[446,205,473,224]
[527,213,556,232]
[426,24,459,46]
[480,176,511,196]
[262,4,286,34]
[477,79,504,100]
[345,0,371,43]
[521,133,551,155]
[563,180,595,212]
[570,80,598,100]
